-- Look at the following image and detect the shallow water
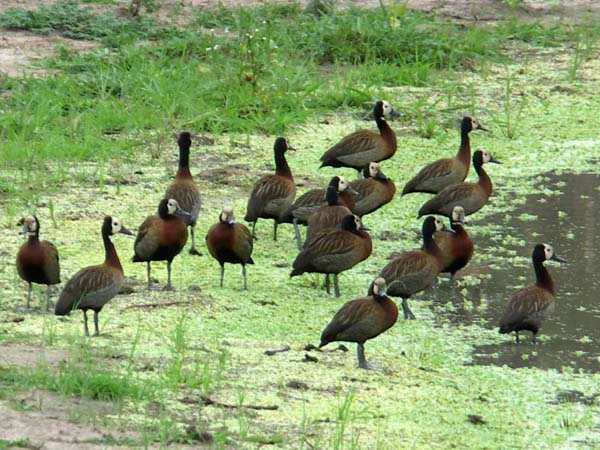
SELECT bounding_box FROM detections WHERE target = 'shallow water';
[428,172,600,371]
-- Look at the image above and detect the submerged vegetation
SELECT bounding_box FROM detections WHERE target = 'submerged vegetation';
[2,0,600,448]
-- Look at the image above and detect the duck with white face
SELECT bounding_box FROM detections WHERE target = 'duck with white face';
[206,206,254,290]
[499,243,567,344]
[418,149,501,219]
[372,216,445,320]
[55,216,133,336]
[133,198,190,291]
[16,215,61,311]
[350,161,396,217]
[319,277,398,370]
[319,100,401,172]
[402,116,487,196]
[433,205,474,283]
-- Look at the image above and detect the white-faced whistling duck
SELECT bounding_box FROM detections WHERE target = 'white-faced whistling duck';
[281,176,358,251]
[418,150,501,219]
[55,216,133,336]
[245,137,296,241]
[433,205,474,283]
[206,207,254,290]
[133,198,190,291]
[319,100,400,173]
[303,178,356,248]
[291,214,372,298]
[16,215,60,311]
[165,132,202,255]
[320,278,398,370]
[402,116,487,196]
[350,162,396,217]
[498,243,566,344]
[373,216,444,320]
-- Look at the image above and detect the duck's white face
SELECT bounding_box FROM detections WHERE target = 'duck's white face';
[471,118,480,130]
[338,176,350,192]
[543,243,555,261]
[451,206,466,223]
[353,215,362,230]
[434,217,444,232]
[21,215,37,234]
[167,199,180,215]
[220,207,235,224]
[111,217,123,235]
[482,150,493,163]
[369,162,380,177]
[381,100,393,117]
[372,277,386,296]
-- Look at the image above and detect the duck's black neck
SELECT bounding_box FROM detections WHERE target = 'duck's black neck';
[375,115,396,149]
[103,232,123,272]
[177,149,192,179]
[424,231,443,267]
[28,230,39,244]
[475,162,492,194]
[326,186,340,206]
[458,127,471,166]
[534,259,554,295]
[275,149,292,179]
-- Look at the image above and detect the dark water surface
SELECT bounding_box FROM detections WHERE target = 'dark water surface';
[429,172,600,371]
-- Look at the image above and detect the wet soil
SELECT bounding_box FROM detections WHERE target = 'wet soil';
[429,172,600,371]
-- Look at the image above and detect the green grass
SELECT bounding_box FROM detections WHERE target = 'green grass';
[1,1,598,170]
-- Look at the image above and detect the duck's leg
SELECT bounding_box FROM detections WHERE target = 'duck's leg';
[325,274,331,294]
[402,298,415,320]
[273,221,278,241]
[83,310,90,337]
[45,285,52,312]
[251,221,257,239]
[219,264,225,287]
[357,343,380,370]
[163,262,175,291]
[333,274,340,298]
[293,218,302,251]
[242,265,248,291]
[146,262,152,290]
[27,282,32,309]
[189,225,202,256]
[93,310,100,336]
[531,332,537,345]
[515,332,520,344]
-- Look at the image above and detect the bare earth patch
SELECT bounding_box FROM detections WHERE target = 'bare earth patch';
[0,390,140,449]
[0,342,67,368]
[0,30,98,77]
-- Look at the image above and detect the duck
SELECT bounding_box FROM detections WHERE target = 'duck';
[291,214,372,298]
[133,198,189,291]
[373,216,444,320]
[206,207,254,290]
[165,132,202,255]
[16,215,60,311]
[350,162,396,217]
[303,182,355,247]
[499,244,566,344]
[320,278,398,370]
[55,216,133,336]
[280,176,358,250]
[319,100,400,172]
[402,116,487,195]
[245,137,296,241]
[433,205,474,282]
[418,150,501,219]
